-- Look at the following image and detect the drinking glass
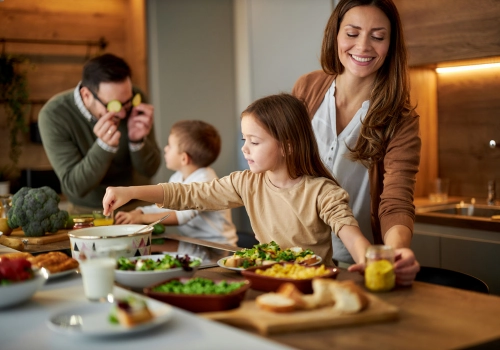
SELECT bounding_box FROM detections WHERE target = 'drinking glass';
[79,256,116,302]
[93,210,114,226]
[428,178,450,203]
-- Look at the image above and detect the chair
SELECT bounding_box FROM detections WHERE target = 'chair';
[415,266,489,294]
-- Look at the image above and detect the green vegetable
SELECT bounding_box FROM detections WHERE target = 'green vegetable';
[152,238,166,245]
[7,186,69,237]
[153,277,245,295]
[152,223,165,235]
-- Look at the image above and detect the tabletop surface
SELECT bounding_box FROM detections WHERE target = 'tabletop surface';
[2,245,500,350]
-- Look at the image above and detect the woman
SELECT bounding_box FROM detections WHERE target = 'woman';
[293,0,420,285]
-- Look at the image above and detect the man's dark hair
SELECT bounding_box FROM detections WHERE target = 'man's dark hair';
[81,54,131,92]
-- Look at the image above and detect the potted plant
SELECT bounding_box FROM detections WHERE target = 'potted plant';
[0,53,30,194]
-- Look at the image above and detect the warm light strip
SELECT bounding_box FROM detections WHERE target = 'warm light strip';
[436,62,500,73]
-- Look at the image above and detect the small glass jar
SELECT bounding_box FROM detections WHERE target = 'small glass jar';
[73,217,94,230]
[364,245,395,292]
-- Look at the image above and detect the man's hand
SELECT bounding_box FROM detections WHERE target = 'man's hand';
[128,103,154,142]
[94,111,121,147]
[115,210,144,224]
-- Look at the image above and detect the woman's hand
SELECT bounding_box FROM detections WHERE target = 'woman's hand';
[394,248,420,286]
[347,247,420,286]
[115,210,144,224]
[103,186,132,215]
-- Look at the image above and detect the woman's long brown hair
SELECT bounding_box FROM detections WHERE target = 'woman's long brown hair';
[242,94,339,185]
[321,0,415,166]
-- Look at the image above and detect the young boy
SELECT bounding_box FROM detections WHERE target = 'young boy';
[114,120,237,246]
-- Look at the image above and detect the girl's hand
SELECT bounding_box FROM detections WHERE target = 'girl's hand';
[347,262,365,274]
[115,210,143,225]
[103,187,132,215]
[394,248,420,286]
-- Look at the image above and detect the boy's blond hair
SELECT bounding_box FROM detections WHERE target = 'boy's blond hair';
[170,120,221,167]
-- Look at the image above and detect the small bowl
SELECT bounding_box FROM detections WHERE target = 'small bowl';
[114,254,201,289]
[68,224,153,261]
[144,278,251,313]
[241,263,339,294]
[0,270,48,309]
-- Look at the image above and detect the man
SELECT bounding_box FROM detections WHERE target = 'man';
[38,54,161,213]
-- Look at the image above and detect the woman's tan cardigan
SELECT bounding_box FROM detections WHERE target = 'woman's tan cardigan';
[292,70,421,244]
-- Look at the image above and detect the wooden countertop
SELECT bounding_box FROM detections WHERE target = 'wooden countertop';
[195,267,500,350]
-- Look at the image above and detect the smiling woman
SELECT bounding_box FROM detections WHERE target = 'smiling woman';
[292,0,421,284]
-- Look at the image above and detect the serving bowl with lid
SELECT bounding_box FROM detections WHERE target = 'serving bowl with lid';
[68,224,153,261]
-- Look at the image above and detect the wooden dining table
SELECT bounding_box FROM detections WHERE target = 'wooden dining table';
[194,267,500,350]
[3,233,500,350]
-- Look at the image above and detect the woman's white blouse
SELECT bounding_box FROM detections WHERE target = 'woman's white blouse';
[312,79,373,263]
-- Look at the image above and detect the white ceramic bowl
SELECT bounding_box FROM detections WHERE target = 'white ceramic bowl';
[0,270,48,309]
[114,254,201,289]
[68,225,153,261]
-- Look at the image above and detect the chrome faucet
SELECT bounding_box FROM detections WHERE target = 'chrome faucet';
[487,180,496,205]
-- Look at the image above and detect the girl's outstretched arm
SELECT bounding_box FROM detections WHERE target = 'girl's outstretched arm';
[103,184,164,215]
[337,225,371,264]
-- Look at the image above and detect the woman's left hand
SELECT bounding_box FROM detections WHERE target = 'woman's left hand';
[393,248,420,286]
[347,247,420,286]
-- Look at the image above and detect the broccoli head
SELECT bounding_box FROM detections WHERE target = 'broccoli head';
[7,186,69,237]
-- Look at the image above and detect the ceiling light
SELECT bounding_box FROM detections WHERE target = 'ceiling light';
[436,62,500,73]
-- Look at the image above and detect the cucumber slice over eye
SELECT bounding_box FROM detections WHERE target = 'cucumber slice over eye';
[132,93,142,107]
[107,100,122,113]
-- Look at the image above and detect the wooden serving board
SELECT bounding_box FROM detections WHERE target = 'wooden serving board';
[10,228,70,245]
[202,294,399,335]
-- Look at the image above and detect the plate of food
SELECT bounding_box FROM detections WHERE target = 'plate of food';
[48,268,79,280]
[114,254,202,289]
[27,252,80,280]
[47,292,173,337]
[218,241,322,271]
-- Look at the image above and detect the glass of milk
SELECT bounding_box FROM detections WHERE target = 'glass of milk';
[79,257,116,302]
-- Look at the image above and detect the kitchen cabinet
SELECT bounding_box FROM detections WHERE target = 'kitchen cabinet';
[394,0,500,66]
[412,222,500,295]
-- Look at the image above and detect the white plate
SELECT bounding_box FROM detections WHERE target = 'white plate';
[217,255,323,271]
[48,268,78,280]
[46,293,173,337]
[114,254,200,289]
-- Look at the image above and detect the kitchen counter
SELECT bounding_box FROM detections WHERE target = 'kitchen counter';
[414,197,500,232]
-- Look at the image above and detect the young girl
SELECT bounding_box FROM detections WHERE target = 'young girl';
[102,94,371,266]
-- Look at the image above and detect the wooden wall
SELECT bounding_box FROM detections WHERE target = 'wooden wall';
[437,66,500,199]
[0,0,147,173]
[395,0,500,201]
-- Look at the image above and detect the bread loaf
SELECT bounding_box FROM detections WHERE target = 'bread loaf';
[328,280,369,313]
[256,293,296,313]
[276,283,307,309]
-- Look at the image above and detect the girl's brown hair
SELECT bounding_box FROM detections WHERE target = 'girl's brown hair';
[242,94,339,185]
[321,0,415,166]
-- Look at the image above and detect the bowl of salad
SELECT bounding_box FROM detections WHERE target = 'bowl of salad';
[0,256,48,309]
[144,277,251,313]
[114,254,202,289]
[219,241,321,270]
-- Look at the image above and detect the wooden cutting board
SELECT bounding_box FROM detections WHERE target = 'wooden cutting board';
[202,293,399,335]
[10,228,70,245]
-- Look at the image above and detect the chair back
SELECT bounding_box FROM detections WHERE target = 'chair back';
[415,266,489,294]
